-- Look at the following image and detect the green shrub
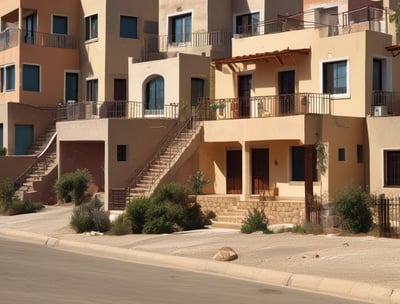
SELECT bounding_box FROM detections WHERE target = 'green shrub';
[291,222,323,235]
[70,197,110,233]
[143,201,183,234]
[0,146,7,156]
[188,171,210,195]
[241,208,272,234]
[125,197,150,233]
[4,199,44,216]
[108,214,132,235]
[55,169,91,205]
[0,178,16,210]
[336,187,373,233]
[150,182,191,206]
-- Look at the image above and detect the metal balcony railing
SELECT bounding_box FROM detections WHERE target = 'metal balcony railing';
[56,101,180,122]
[200,93,332,121]
[0,28,78,52]
[371,91,400,116]
[158,31,232,52]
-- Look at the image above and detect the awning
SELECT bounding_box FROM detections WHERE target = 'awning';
[213,48,311,72]
[386,45,400,57]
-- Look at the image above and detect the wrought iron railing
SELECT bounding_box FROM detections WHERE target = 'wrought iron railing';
[371,91,400,116]
[57,101,180,121]
[158,31,232,52]
[378,195,400,238]
[0,28,78,51]
[201,93,332,120]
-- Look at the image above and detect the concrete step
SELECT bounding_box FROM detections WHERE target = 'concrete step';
[210,220,241,230]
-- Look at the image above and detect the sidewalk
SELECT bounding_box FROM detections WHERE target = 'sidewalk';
[1,205,400,303]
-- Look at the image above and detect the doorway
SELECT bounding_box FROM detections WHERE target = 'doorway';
[278,70,295,115]
[252,148,269,194]
[226,150,242,194]
[238,75,252,118]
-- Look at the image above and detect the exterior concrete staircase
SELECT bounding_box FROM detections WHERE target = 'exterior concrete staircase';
[15,123,58,203]
[127,119,203,200]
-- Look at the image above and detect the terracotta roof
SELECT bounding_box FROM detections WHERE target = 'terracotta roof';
[213,48,311,66]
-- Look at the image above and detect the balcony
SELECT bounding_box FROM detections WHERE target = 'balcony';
[201,93,332,121]
[371,91,400,117]
[57,101,179,122]
[236,6,387,39]
[0,28,78,52]
[148,31,232,53]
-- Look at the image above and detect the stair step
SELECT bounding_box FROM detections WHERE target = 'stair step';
[216,215,246,223]
[210,220,241,230]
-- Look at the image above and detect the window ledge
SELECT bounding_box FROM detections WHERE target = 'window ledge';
[85,38,98,44]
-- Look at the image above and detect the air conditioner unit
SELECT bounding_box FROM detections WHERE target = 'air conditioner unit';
[373,105,388,117]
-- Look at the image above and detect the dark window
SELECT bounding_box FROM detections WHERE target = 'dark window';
[53,15,68,35]
[291,146,317,182]
[120,16,138,39]
[85,14,98,41]
[86,79,98,101]
[236,12,259,35]
[338,148,346,161]
[146,77,164,111]
[191,78,204,108]
[1,65,15,92]
[117,145,127,162]
[385,151,400,186]
[357,144,363,163]
[323,60,347,94]
[170,14,191,43]
[23,64,40,92]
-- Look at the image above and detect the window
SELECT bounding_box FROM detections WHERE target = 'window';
[291,146,317,182]
[338,148,346,161]
[357,144,363,163]
[236,12,260,35]
[120,16,138,39]
[385,151,400,186]
[146,77,164,112]
[191,78,204,107]
[86,79,98,101]
[15,125,33,155]
[53,15,68,35]
[117,145,127,162]
[1,65,15,92]
[23,64,40,92]
[85,14,98,41]
[323,60,348,95]
[170,13,191,43]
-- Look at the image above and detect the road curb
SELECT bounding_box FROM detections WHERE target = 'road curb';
[0,228,398,303]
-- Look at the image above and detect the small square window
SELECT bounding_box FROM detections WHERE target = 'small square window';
[323,60,348,95]
[53,15,68,35]
[117,145,127,162]
[120,16,138,39]
[338,148,346,161]
[385,150,400,186]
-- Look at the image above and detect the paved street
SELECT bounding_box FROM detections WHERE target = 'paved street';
[0,239,367,304]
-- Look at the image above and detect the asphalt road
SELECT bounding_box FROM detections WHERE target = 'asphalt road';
[0,238,368,304]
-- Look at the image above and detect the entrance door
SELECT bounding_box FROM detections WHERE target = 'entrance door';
[252,148,269,194]
[114,79,127,117]
[0,123,3,147]
[278,70,295,114]
[65,72,78,102]
[191,78,204,109]
[25,13,37,44]
[238,75,251,118]
[226,150,242,194]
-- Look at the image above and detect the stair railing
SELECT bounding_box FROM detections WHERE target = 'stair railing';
[14,133,57,191]
[126,103,204,198]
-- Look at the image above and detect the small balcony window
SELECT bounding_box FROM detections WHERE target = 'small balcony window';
[170,13,191,43]
[236,12,259,35]
[323,60,348,97]
[86,79,98,101]
[117,145,127,162]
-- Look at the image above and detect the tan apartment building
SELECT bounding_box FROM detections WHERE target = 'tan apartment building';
[198,0,399,210]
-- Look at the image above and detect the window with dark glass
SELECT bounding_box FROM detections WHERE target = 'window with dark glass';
[338,148,346,161]
[385,151,400,187]
[53,15,68,35]
[357,144,363,163]
[146,77,164,110]
[120,16,138,39]
[291,146,317,182]
[236,12,259,35]
[23,64,40,92]
[170,14,191,43]
[85,14,98,41]
[86,79,98,101]
[117,145,127,162]
[1,65,15,92]
[323,60,347,95]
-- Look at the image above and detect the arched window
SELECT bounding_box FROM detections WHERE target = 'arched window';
[146,76,164,112]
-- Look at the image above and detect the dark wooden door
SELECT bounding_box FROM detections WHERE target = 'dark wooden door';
[252,148,269,194]
[113,79,127,117]
[238,75,251,118]
[278,70,295,114]
[227,150,242,194]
